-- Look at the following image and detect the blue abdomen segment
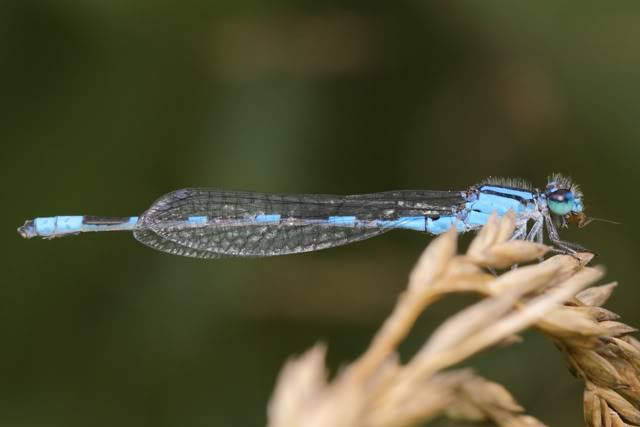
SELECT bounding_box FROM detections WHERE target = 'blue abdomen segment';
[82,216,139,233]
[34,216,84,236]
[188,216,208,225]
[255,214,281,223]
[328,216,356,226]
[378,216,426,232]
[427,216,465,234]
[29,216,139,237]
[466,211,491,226]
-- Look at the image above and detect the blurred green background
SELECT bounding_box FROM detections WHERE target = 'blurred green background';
[2,1,639,426]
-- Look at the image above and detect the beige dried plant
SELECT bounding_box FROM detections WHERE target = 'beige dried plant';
[267,212,638,427]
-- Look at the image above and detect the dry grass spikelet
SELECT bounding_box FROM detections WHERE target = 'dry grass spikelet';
[552,284,640,427]
[267,213,636,427]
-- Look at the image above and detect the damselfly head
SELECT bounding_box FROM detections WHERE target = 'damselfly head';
[545,173,584,219]
[545,174,620,229]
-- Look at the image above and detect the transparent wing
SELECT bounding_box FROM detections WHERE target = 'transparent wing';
[134,188,465,258]
[133,228,227,259]
[134,222,389,258]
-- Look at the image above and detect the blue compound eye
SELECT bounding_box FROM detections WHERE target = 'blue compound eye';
[547,189,575,215]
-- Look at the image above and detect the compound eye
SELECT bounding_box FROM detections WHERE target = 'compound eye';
[547,189,574,215]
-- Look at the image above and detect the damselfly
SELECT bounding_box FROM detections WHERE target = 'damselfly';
[18,174,595,258]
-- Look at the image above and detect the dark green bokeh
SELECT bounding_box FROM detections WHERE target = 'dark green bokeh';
[2,1,639,426]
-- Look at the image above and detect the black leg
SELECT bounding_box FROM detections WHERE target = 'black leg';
[549,238,595,257]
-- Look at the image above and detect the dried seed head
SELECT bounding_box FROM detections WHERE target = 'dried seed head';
[268,344,330,426]
[466,211,551,269]
[537,306,606,339]
[599,321,638,337]
[476,240,550,269]
[593,386,640,425]
[571,350,629,390]
[408,227,456,293]
[584,388,603,427]
[267,214,628,427]
[576,282,618,307]
[609,337,640,372]
[446,377,548,427]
